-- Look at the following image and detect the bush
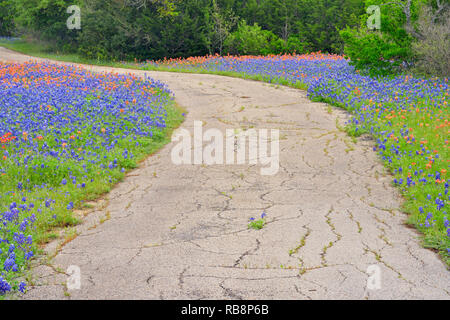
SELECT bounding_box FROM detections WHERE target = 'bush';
[284,35,309,54]
[224,21,284,55]
[412,6,450,78]
[340,27,412,76]
[340,0,420,76]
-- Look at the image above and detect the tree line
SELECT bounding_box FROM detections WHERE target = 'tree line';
[0,0,448,76]
[0,0,366,59]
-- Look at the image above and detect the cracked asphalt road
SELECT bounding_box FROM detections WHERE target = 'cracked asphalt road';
[1,47,449,300]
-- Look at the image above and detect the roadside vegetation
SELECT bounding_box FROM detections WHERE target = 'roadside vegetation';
[0,61,184,297]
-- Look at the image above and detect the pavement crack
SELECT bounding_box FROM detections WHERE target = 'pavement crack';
[127,247,144,265]
[178,267,188,290]
[219,279,243,300]
[233,239,261,267]
[321,207,342,267]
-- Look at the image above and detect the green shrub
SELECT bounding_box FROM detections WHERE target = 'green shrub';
[283,35,309,54]
[340,27,412,76]
[340,0,421,75]
[224,20,284,55]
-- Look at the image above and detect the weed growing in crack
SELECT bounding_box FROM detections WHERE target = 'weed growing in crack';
[248,212,267,230]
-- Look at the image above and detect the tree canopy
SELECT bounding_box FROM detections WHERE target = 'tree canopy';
[0,0,448,76]
[0,0,365,59]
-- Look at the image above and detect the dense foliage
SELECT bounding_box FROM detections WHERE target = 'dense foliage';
[1,0,449,75]
[0,0,15,36]
[340,0,449,76]
[0,0,365,60]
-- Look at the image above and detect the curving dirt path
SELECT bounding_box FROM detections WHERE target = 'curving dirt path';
[1,47,449,300]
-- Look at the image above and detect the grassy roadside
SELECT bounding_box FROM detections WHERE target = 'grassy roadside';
[27,99,186,245]
[0,40,309,88]
[141,65,309,90]
[1,98,185,299]
[0,40,119,66]
[0,48,186,297]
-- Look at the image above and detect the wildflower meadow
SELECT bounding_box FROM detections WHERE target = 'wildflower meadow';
[0,62,183,296]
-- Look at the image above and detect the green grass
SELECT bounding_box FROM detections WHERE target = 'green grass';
[0,39,139,69]
[0,40,91,64]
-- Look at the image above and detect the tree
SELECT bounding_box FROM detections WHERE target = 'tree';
[3,0,383,60]
[124,0,179,17]
[380,0,448,39]
[288,0,363,53]
[207,0,237,55]
[0,0,16,36]
[412,4,450,77]
[12,0,82,48]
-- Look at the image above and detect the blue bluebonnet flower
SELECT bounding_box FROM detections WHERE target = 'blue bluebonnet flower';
[0,277,11,294]
[0,61,174,295]
[18,282,26,293]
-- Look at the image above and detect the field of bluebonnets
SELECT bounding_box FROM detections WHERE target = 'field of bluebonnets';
[141,53,449,264]
[0,61,183,295]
